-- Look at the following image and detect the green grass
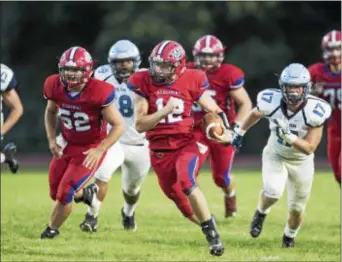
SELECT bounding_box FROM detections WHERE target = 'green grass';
[1,169,340,261]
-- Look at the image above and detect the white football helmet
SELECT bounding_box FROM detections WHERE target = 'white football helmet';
[278,63,312,104]
[107,40,141,80]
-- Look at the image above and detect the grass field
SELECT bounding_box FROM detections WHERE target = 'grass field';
[1,169,340,261]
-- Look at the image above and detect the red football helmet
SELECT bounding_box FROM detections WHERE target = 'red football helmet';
[149,40,186,85]
[58,46,93,90]
[321,30,341,65]
[193,35,225,71]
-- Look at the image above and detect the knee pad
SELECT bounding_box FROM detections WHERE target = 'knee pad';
[56,185,74,205]
[123,185,141,196]
[288,192,309,213]
[213,175,227,188]
[262,185,283,199]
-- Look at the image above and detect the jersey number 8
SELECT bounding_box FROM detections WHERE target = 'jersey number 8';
[59,108,91,132]
[119,95,133,118]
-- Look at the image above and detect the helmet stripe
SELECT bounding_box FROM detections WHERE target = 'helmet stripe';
[157,40,171,56]
[205,35,211,49]
[331,30,337,44]
[69,47,78,61]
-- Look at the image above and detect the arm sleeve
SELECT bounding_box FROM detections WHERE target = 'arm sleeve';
[306,100,332,127]
[127,73,148,98]
[190,71,209,101]
[101,83,116,107]
[256,89,280,116]
[230,66,245,89]
[43,76,54,100]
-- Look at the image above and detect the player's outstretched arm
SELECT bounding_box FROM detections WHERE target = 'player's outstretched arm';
[98,104,125,152]
[239,107,264,133]
[231,107,264,149]
[134,94,173,133]
[230,87,252,126]
[1,89,24,136]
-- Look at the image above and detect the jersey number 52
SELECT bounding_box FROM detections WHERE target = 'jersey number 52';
[59,109,90,132]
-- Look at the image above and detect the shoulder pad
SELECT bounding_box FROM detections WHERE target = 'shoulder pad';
[1,64,14,92]
[256,88,282,116]
[303,96,332,127]
[94,64,113,81]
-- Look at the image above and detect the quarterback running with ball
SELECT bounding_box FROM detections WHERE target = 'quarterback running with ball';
[232,63,331,247]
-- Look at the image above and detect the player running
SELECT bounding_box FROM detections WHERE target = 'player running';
[188,35,252,217]
[0,63,24,174]
[40,46,125,239]
[128,40,233,256]
[79,40,150,233]
[308,30,341,185]
[232,63,331,247]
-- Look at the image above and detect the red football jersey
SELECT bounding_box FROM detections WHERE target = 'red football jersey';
[127,69,209,150]
[309,62,341,134]
[43,74,115,146]
[187,62,245,126]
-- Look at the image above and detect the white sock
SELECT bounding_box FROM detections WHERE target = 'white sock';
[257,201,271,214]
[87,197,101,218]
[225,189,236,198]
[284,223,300,238]
[123,202,137,217]
[0,153,5,164]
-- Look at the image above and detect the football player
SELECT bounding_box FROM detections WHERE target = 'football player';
[308,30,341,185]
[79,40,150,233]
[40,46,125,239]
[0,63,24,174]
[232,63,331,247]
[188,35,252,217]
[128,40,233,256]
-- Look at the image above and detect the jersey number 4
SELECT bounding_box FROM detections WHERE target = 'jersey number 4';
[59,109,90,132]
[156,98,184,123]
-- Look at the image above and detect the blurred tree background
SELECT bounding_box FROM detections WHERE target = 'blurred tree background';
[0,1,340,155]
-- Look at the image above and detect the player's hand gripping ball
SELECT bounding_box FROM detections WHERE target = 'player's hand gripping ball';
[202,112,224,139]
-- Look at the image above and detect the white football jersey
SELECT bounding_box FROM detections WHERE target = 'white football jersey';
[1,64,16,127]
[257,88,332,160]
[94,64,146,145]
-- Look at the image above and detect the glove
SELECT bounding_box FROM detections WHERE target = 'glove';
[231,127,246,149]
[273,118,297,145]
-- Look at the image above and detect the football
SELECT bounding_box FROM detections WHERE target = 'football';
[201,112,224,139]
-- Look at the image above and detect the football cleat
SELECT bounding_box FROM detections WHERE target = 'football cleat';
[224,195,237,217]
[80,213,98,233]
[3,142,19,174]
[282,234,295,248]
[121,208,137,232]
[74,183,98,206]
[40,226,60,239]
[250,210,267,238]
[202,226,224,256]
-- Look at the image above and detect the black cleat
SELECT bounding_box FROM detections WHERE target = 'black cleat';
[3,142,19,174]
[40,226,60,239]
[74,183,98,206]
[202,227,224,256]
[282,234,295,248]
[80,213,98,233]
[250,210,267,238]
[121,208,137,232]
